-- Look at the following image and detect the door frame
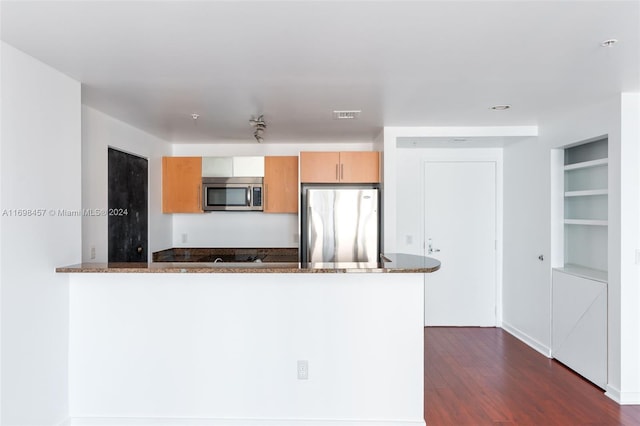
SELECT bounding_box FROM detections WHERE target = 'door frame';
[418,150,504,326]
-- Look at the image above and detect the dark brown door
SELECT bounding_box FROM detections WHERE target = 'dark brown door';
[108,148,148,262]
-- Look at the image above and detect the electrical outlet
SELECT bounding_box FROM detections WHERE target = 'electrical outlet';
[636,249,640,265]
[406,235,413,245]
[297,360,308,380]
[90,245,96,260]
[292,233,299,244]
[181,233,188,243]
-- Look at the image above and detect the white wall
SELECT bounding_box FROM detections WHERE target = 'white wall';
[1,42,81,425]
[0,38,4,425]
[618,92,640,404]
[69,273,425,426]
[82,106,172,262]
[503,94,640,403]
[502,136,553,355]
[170,142,375,248]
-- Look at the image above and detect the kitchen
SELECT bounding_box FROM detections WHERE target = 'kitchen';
[1,1,640,425]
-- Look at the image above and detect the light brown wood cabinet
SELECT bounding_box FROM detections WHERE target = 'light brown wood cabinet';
[162,157,202,213]
[300,151,380,183]
[264,156,298,213]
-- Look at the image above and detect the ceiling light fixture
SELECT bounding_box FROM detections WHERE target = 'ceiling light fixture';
[249,115,267,143]
[490,104,511,111]
[191,113,200,120]
[600,39,618,47]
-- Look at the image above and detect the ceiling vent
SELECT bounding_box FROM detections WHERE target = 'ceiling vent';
[333,110,361,120]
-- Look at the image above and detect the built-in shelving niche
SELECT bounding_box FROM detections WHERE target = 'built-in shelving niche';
[561,137,608,281]
[551,136,608,390]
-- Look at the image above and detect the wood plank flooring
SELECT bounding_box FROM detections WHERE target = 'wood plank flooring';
[424,327,640,425]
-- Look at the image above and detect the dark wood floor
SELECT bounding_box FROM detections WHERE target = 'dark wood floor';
[424,327,640,425]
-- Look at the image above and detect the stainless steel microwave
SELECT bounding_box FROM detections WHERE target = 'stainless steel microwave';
[202,177,263,211]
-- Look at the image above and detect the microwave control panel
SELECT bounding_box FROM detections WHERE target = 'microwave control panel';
[253,187,262,207]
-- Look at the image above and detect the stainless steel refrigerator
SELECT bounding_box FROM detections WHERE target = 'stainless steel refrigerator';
[301,185,380,263]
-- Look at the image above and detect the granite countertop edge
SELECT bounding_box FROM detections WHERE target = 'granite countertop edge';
[56,254,441,274]
[55,265,440,274]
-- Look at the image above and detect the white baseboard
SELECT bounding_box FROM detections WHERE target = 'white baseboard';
[501,321,552,358]
[69,418,425,426]
[606,385,640,405]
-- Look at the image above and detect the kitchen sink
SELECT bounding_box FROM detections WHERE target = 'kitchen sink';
[196,254,266,263]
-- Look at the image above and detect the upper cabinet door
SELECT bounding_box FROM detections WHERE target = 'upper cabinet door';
[299,151,380,183]
[202,157,232,177]
[339,151,380,183]
[264,156,299,213]
[162,157,202,213]
[233,156,265,177]
[300,152,340,183]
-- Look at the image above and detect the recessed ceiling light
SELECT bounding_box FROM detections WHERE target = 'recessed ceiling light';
[600,39,618,47]
[191,113,200,120]
[490,105,511,111]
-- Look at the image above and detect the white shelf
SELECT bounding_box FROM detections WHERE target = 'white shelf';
[564,219,608,226]
[564,189,608,197]
[553,265,608,283]
[564,158,608,171]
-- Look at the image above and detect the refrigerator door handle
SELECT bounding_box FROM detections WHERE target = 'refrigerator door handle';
[306,202,312,263]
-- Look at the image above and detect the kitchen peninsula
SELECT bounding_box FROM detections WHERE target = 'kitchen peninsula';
[58,254,439,426]
[58,252,440,273]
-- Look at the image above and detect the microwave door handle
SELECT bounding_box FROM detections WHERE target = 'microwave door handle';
[247,186,252,207]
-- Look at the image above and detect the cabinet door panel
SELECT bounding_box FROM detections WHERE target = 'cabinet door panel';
[162,157,202,213]
[264,156,298,213]
[300,152,340,183]
[552,270,607,389]
[339,151,380,183]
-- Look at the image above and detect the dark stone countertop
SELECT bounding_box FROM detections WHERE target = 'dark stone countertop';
[152,247,299,263]
[56,253,441,274]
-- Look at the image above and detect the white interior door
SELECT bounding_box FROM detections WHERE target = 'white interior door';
[424,161,497,326]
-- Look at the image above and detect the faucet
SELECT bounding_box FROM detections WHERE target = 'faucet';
[214,257,223,263]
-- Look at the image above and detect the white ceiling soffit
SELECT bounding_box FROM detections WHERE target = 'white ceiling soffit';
[1,1,638,143]
[397,136,535,149]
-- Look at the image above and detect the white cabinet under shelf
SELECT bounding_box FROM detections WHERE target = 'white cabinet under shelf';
[552,269,607,389]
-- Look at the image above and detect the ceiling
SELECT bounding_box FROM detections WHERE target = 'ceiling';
[1,1,638,143]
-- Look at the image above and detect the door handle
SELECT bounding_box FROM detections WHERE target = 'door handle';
[427,238,440,255]
[264,183,268,210]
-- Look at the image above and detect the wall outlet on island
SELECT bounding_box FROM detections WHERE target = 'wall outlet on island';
[181,233,188,244]
[297,360,308,380]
